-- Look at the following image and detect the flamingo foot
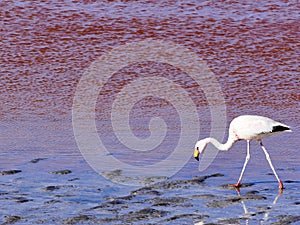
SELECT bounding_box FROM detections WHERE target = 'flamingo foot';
[279,180,284,190]
[229,182,241,188]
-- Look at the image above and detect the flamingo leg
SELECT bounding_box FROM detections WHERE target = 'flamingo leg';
[259,141,283,189]
[234,140,251,187]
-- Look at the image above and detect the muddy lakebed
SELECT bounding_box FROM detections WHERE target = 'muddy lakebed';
[1,147,300,224]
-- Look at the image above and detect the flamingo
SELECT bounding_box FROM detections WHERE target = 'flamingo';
[193,115,291,189]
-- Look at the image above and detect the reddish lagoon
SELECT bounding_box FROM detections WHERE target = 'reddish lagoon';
[1,1,299,224]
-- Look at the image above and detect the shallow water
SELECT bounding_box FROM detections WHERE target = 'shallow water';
[1,0,300,224]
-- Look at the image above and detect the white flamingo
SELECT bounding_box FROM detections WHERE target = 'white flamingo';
[194,115,291,189]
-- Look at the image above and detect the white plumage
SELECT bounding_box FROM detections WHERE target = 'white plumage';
[194,115,291,189]
[230,115,290,140]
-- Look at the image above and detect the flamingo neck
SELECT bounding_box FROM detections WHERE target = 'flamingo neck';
[206,136,237,151]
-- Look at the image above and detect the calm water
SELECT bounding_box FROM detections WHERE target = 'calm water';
[1,1,299,224]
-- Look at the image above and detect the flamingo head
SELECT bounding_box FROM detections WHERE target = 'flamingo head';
[194,139,207,161]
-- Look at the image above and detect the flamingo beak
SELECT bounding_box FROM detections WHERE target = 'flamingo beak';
[194,148,200,161]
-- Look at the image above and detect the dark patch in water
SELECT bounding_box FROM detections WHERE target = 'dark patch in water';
[42,185,75,191]
[206,193,266,208]
[131,187,162,197]
[11,196,33,203]
[0,170,22,175]
[161,213,209,223]
[206,196,242,208]
[68,178,80,181]
[29,158,47,163]
[218,217,248,225]
[192,194,216,199]
[44,199,62,204]
[272,215,300,225]
[220,183,254,190]
[151,196,190,207]
[91,199,127,210]
[100,208,169,223]
[42,186,61,191]
[49,169,72,175]
[2,215,22,224]
[144,173,225,190]
[62,215,95,224]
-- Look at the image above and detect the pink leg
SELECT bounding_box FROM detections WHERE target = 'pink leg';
[259,141,283,189]
[231,140,251,188]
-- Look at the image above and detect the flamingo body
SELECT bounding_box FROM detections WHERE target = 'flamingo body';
[194,115,291,190]
[229,115,290,141]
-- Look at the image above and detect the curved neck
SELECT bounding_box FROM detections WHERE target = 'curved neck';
[206,136,237,151]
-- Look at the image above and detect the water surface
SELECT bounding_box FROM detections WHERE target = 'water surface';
[1,0,299,224]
